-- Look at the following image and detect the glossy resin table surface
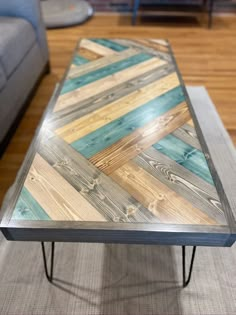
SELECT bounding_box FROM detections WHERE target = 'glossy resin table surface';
[1,39,236,246]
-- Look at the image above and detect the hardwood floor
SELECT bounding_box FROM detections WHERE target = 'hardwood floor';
[0,14,236,206]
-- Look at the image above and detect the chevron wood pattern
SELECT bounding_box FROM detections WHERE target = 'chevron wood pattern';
[7,39,228,226]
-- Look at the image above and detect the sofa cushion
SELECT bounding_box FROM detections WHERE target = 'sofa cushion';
[0,63,6,91]
[0,17,36,78]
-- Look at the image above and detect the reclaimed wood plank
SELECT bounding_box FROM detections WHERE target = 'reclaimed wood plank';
[72,85,185,158]
[56,72,179,143]
[90,102,190,174]
[111,161,218,225]
[67,48,139,79]
[24,153,107,221]
[61,52,153,95]
[153,134,214,185]
[134,147,226,224]
[67,49,139,81]
[54,57,166,112]
[39,135,159,223]
[90,38,128,52]
[12,187,51,221]
[51,63,175,128]
[80,38,118,56]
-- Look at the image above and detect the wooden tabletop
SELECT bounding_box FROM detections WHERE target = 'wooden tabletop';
[1,39,236,246]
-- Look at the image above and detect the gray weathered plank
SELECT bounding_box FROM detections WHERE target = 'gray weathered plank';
[134,147,227,225]
[172,124,202,150]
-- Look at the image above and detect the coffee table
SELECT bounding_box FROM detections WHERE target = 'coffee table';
[1,38,236,286]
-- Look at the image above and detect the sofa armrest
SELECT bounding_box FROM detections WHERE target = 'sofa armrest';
[0,0,49,63]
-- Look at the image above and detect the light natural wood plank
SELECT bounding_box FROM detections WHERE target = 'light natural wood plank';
[54,57,166,112]
[56,72,179,143]
[80,38,118,56]
[24,153,107,221]
[78,47,102,60]
[90,102,190,174]
[111,161,217,225]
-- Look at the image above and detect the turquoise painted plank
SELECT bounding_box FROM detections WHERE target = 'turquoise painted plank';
[73,55,89,66]
[153,134,214,185]
[72,86,184,158]
[90,38,128,52]
[12,187,51,220]
[60,52,152,95]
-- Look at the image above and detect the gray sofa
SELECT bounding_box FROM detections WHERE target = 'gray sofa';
[0,0,49,155]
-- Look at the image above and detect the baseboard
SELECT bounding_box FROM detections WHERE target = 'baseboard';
[0,61,50,158]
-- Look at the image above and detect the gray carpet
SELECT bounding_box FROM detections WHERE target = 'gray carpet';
[0,231,235,315]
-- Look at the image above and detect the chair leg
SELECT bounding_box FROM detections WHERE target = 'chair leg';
[41,242,55,282]
[182,246,196,287]
[132,0,140,25]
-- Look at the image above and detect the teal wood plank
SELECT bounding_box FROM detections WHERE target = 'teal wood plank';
[60,53,153,95]
[90,38,128,52]
[72,86,185,158]
[153,134,214,185]
[73,55,89,66]
[12,187,51,220]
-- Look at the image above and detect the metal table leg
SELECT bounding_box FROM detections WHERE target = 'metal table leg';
[182,246,196,287]
[41,242,55,282]
[40,243,196,287]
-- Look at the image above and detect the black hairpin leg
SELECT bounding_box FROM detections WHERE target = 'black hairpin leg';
[41,242,55,282]
[182,246,196,287]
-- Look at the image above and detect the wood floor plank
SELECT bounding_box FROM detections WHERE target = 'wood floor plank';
[61,52,154,95]
[51,63,175,128]
[134,147,226,224]
[54,57,166,112]
[39,135,159,223]
[24,153,107,221]
[72,85,185,158]
[111,161,218,225]
[153,134,214,185]
[90,102,190,174]
[56,72,180,143]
